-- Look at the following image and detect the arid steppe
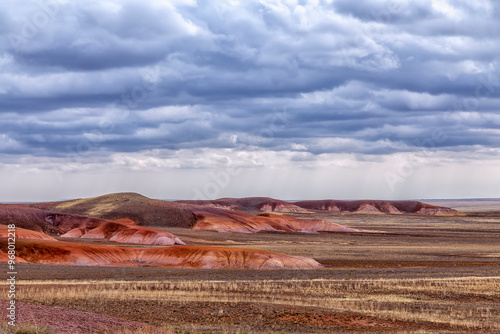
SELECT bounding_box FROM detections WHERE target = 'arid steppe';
[1,197,499,333]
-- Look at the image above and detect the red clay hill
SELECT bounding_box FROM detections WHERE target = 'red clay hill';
[189,206,358,233]
[0,224,57,241]
[16,193,360,234]
[24,192,198,228]
[4,193,461,236]
[0,238,322,269]
[0,204,185,246]
[0,193,460,270]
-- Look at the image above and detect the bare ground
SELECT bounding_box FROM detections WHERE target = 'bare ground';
[1,208,500,333]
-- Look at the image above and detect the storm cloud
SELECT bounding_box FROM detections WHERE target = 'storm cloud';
[0,0,499,201]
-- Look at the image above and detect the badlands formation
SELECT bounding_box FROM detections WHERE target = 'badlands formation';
[190,207,358,233]
[0,193,460,269]
[0,224,57,241]
[0,239,322,269]
[177,197,312,213]
[0,204,184,246]
[293,199,461,215]
[20,193,366,233]
[182,197,462,215]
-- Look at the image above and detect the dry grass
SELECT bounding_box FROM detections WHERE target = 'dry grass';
[3,276,499,332]
[0,323,53,334]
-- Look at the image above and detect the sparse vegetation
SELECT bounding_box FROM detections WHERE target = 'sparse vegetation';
[25,193,198,228]
[2,276,499,333]
[0,323,53,334]
[1,203,499,333]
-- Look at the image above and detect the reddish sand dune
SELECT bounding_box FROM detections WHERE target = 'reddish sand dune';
[190,207,358,233]
[0,224,57,241]
[0,239,322,269]
[178,197,312,213]
[293,200,461,215]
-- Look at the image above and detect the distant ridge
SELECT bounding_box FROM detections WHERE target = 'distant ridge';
[179,197,461,216]
[1,193,462,237]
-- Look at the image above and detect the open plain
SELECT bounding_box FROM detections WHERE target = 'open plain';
[1,198,500,333]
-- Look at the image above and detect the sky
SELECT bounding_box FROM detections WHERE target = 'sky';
[0,0,499,202]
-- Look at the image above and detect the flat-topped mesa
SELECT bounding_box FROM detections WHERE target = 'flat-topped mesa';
[177,197,312,213]
[0,239,323,270]
[292,200,461,215]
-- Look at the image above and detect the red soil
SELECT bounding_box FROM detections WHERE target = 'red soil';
[0,224,57,241]
[0,205,60,233]
[0,300,164,334]
[0,206,185,246]
[0,250,27,263]
[113,218,136,224]
[61,220,185,246]
[0,239,322,269]
[190,206,358,233]
[24,192,198,228]
[293,199,461,215]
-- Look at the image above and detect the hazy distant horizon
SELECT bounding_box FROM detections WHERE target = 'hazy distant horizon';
[1,1,499,202]
[2,191,500,205]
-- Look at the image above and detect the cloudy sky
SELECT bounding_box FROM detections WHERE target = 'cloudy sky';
[1,0,499,202]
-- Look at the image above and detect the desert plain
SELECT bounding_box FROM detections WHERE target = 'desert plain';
[1,194,499,333]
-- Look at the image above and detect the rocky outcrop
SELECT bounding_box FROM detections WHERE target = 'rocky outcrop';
[0,239,322,269]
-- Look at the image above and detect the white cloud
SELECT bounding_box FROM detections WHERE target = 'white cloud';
[0,0,499,200]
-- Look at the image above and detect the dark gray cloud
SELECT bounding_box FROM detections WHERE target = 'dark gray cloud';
[0,0,499,165]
